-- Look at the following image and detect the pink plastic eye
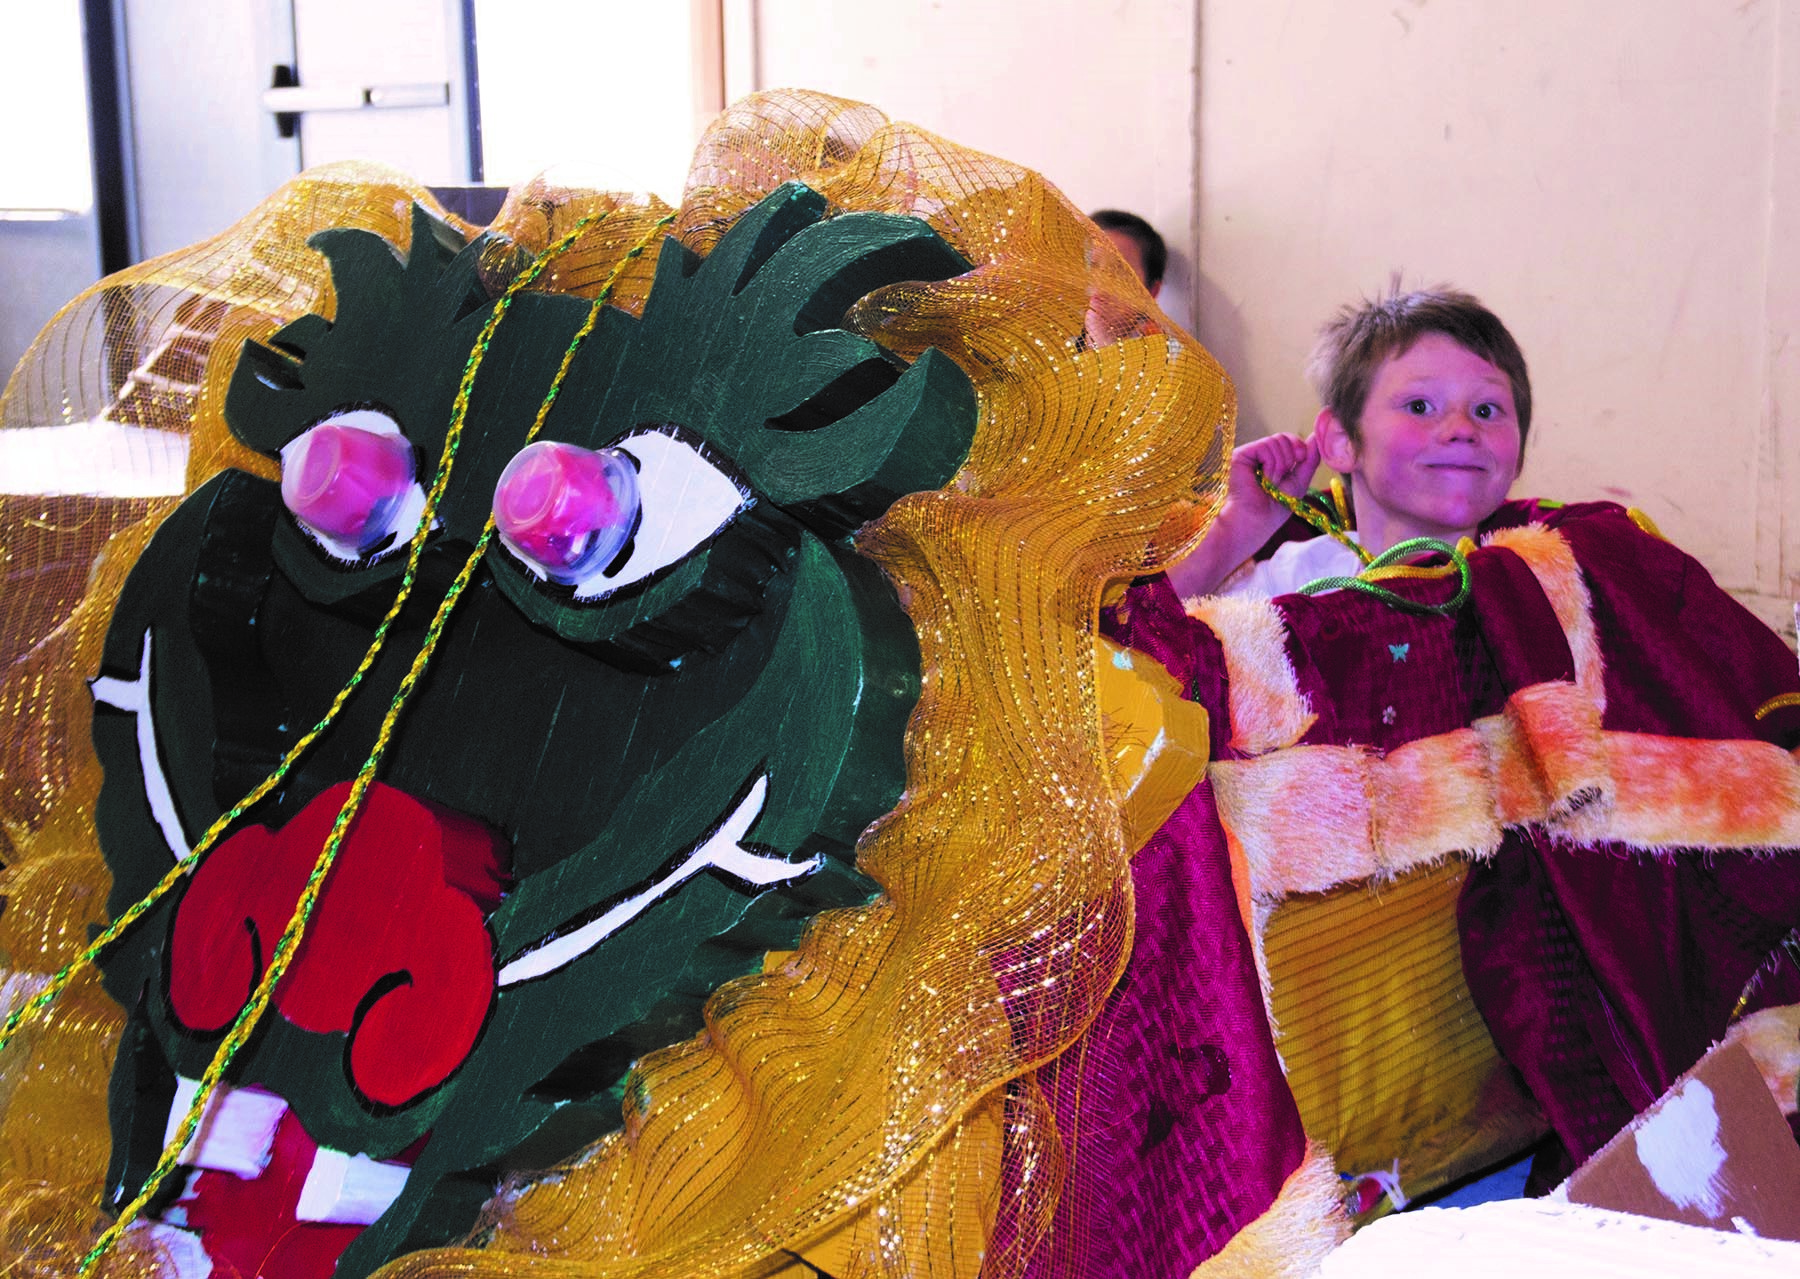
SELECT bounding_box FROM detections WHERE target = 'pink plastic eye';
[494,441,640,585]
[280,423,418,554]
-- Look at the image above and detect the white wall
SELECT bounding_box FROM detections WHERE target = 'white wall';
[737,0,1199,329]
[6,1,1792,632]
[732,0,1797,639]
[0,0,100,379]
[475,2,697,199]
[120,0,300,258]
[0,219,97,381]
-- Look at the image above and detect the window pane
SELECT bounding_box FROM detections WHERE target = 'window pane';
[473,1,697,203]
[0,0,94,213]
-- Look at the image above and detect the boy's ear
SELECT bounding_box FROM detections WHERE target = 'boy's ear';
[1313,406,1358,473]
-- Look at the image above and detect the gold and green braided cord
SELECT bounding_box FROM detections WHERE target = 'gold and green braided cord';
[82,527,494,1272]
[1297,536,1473,614]
[1253,462,1472,614]
[1253,461,1372,568]
[1755,692,1800,721]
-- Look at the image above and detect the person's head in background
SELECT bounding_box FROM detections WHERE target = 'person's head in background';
[1090,209,1166,298]
[1309,285,1532,552]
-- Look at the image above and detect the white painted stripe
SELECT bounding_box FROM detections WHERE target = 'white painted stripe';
[89,628,189,859]
[497,776,818,986]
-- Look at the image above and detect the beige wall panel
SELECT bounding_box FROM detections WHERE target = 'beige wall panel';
[729,1,1793,636]
[1762,1,1800,628]
[737,0,1201,327]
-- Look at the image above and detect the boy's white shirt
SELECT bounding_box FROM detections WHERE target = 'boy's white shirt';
[1215,533,1362,600]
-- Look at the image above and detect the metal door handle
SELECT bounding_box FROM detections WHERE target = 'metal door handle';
[262,84,366,113]
[262,65,447,136]
[261,83,447,111]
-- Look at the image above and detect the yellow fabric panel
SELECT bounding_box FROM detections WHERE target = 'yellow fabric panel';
[1094,637,1211,851]
[1263,860,1545,1204]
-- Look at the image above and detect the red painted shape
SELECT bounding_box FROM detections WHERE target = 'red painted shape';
[170,781,509,1106]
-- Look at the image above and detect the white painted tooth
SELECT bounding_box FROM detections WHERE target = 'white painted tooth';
[295,1146,411,1225]
[161,1170,204,1225]
[164,1076,287,1178]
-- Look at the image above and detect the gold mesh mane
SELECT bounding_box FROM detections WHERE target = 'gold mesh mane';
[0,89,1231,1277]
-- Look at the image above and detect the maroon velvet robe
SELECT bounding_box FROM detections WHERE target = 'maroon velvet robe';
[1038,501,1800,1274]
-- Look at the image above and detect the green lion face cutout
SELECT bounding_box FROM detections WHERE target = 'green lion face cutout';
[88,183,976,1278]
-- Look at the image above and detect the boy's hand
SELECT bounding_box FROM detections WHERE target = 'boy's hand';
[1168,432,1320,599]
[1231,431,1319,508]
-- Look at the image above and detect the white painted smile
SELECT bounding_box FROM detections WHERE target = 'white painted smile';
[90,628,190,861]
[93,628,820,988]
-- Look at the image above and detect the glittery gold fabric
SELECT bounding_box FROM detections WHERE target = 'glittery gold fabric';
[1264,863,1547,1213]
[0,89,1231,1276]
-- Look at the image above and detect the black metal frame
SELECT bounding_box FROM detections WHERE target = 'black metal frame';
[82,0,135,273]
[459,0,484,183]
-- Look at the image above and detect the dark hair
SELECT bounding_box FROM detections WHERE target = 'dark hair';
[1090,209,1167,290]
[1308,284,1532,448]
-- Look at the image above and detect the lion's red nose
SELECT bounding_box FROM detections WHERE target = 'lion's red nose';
[170,781,509,1107]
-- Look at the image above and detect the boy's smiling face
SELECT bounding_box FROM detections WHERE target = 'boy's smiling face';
[1317,331,1522,553]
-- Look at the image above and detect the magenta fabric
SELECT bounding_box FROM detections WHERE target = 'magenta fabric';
[1458,503,1800,1184]
[1023,782,1308,1277]
[1100,500,1800,1201]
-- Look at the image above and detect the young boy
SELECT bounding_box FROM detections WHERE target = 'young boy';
[1169,287,1530,599]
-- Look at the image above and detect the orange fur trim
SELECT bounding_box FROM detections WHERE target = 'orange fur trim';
[1474,711,1553,828]
[1211,745,1378,896]
[1502,681,1610,830]
[1604,734,1800,849]
[1212,732,1503,900]
[1482,524,1605,713]
[1213,696,1800,901]
[1190,596,1316,755]
[1190,1143,1349,1279]
[1722,1005,1800,1116]
[1250,896,1278,1034]
[1370,729,1506,870]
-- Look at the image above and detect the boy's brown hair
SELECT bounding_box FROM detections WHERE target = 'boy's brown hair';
[1307,284,1532,449]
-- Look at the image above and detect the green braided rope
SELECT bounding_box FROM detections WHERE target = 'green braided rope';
[81,210,670,1273]
[1297,535,1473,615]
[1253,462,1371,567]
[1250,461,1471,613]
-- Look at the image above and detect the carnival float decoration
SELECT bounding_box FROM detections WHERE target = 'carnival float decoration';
[1,88,1796,1279]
